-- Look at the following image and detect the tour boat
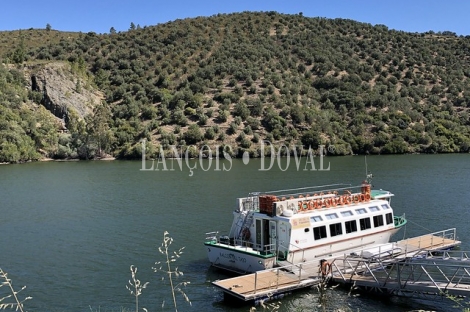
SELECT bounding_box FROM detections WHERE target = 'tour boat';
[204,180,407,274]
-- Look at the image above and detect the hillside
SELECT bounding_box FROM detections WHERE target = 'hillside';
[1,12,470,162]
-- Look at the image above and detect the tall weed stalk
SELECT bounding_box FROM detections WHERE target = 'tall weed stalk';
[0,268,31,311]
[153,231,191,311]
[126,265,149,312]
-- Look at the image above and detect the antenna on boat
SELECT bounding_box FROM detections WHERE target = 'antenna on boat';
[364,156,373,185]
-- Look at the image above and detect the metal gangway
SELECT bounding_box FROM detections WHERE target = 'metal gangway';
[330,250,470,298]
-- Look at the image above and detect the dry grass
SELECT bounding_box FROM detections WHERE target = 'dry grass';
[0,268,31,311]
[127,231,191,312]
[152,231,191,312]
[126,265,148,312]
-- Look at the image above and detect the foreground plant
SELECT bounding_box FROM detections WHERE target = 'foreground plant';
[0,268,31,311]
[126,265,149,312]
[153,231,191,312]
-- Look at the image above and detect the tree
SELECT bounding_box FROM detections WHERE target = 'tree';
[11,34,25,64]
[46,23,52,31]
[85,103,114,158]
[110,27,116,34]
[183,124,202,144]
[130,22,136,30]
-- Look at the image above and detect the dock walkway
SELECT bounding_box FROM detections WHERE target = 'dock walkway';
[212,229,462,302]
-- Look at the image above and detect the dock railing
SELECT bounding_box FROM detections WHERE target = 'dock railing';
[330,251,470,297]
[396,228,458,257]
[279,242,307,263]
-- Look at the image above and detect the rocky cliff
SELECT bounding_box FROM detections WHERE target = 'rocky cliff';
[23,62,102,122]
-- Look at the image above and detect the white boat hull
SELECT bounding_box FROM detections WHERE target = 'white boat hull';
[284,227,400,264]
[205,243,276,273]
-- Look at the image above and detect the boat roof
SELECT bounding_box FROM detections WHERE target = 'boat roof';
[236,181,393,218]
[370,189,394,199]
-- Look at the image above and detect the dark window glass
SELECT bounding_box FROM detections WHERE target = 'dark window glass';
[313,226,327,240]
[385,213,393,225]
[373,215,384,227]
[345,220,357,233]
[329,223,343,237]
[360,217,371,230]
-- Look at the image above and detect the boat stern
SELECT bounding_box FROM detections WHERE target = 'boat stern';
[204,233,276,274]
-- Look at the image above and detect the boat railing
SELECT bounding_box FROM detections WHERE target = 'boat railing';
[249,183,356,199]
[251,242,276,255]
[205,231,219,243]
[276,241,306,263]
[394,213,407,228]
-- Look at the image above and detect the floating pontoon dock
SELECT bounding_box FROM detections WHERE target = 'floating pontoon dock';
[212,228,463,302]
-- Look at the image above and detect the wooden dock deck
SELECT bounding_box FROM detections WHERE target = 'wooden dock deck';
[395,233,461,256]
[212,229,462,302]
[212,268,318,301]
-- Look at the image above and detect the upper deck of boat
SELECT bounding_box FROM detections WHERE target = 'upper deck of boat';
[237,182,395,221]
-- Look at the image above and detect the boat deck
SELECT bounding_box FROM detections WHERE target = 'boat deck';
[212,231,461,302]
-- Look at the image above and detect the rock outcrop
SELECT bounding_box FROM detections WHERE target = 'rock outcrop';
[24,62,103,121]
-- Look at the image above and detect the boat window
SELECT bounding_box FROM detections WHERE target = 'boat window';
[341,211,353,217]
[356,208,367,214]
[329,223,343,237]
[345,220,357,233]
[313,226,327,240]
[369,206,380,212]
[373,215,384,227]
[385,213,393,224]
[325,213,338,220]
[360,217,371,230]
[381,204,390,210]
[310,216,323,222]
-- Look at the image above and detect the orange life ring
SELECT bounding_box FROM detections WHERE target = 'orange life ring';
[298,201,308,211]
[314,200,320,209]
[343,195,350,205]
[360,194,366,202]
[307,200,315,210]
[338,196,344,206]
[324,198,331,208]
[302,201,309,211]
[321,261,332,276]
[353,194,359,203]
[365,193,371,201]
[330,197,337,207]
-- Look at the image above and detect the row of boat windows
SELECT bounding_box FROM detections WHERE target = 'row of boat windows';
[310,203,391,223]
[310,212,394,240]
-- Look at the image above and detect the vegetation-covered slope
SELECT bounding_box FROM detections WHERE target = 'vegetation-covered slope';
[2,12,470,162]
